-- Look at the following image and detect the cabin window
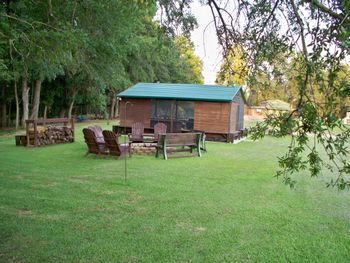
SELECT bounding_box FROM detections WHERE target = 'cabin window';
[151,100,194,132]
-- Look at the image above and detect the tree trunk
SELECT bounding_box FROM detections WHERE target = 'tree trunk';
[43,105,48,119]
[21,73,29,127]
[110,94,116,119]
[1,85,6,127]
[68,101,74,119]
[14,82,19,129]
[68,88,77,119]
[30,79,42,120]
[7,101,11,127]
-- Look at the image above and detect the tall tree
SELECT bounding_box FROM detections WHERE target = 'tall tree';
[174,35,204,84]
[0,0,202,126]
[216,45,247,87]
[125,19,203,85]
[157,0,197,37]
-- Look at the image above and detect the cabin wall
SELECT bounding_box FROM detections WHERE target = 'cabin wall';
[229,103,239,133]
[230,92,244,132]
[194,101,230,133]
[119,97,244,134]
[119,99,152,128]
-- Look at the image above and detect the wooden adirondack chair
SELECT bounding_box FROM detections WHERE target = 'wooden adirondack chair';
[128,122,144,143]
[87,125,104,143]
[102,130,131,159]
[83,128,108,156]
[153,123,167,142]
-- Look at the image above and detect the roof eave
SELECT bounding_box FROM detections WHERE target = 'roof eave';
[117,95,233,102]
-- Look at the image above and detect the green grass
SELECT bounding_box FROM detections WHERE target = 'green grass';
[0,121,350,262]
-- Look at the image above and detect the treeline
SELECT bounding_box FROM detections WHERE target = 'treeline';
[216,47,350,117]
[0,0,203,128]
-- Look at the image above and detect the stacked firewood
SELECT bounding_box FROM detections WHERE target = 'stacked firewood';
[29,126,74,146]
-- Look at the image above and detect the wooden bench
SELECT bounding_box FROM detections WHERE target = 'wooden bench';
[155,133,202,160]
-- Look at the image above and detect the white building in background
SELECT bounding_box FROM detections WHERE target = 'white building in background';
[343,112,350,125]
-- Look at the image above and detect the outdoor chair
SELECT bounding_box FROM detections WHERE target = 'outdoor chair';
[128,122,144,143]
[153,123,167,142]
[83,128,108,156]
[155,132,202,160]
[87,125,104,143]
[102,130,131,159]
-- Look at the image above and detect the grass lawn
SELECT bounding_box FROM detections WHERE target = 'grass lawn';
[0,121,349,262]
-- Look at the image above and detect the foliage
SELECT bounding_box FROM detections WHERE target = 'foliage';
[174,35,204,84]
[0,0,203,123]
[125,20,203,85]
[208,0,350,189]
[215,45,247,86]
[157,0,197,37]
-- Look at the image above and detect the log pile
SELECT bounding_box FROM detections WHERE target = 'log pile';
[28,126,74,146]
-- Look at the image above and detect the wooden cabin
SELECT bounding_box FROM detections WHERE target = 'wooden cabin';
[117,83,245,142]
[245,100,291,118]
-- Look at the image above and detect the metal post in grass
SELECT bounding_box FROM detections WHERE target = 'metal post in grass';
[124,100,132,184]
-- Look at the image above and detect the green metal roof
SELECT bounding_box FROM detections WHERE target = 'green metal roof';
[117,83,242,102]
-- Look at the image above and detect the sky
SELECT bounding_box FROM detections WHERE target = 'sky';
[190,2,222,84]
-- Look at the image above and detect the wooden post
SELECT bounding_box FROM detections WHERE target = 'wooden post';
[26,120,30,146]
[34,120,37,147]
[228,102,232,134]
[196,133,202,157]
[71,118,75,142]
[170,100,175,132]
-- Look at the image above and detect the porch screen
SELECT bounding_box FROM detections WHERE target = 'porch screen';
[151,100,175,120]
[176,101,194,131]
[151,100,194,132]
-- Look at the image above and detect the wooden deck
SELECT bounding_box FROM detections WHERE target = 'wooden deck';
[112,125,248,143]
